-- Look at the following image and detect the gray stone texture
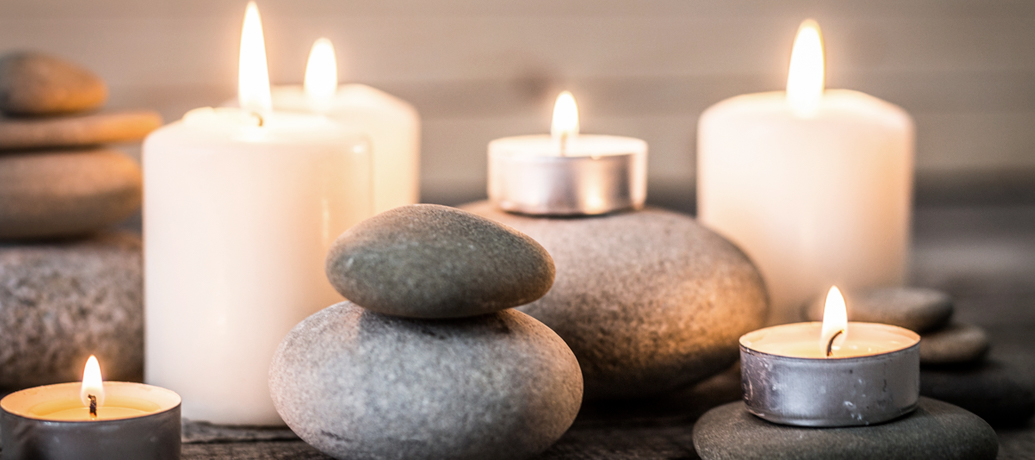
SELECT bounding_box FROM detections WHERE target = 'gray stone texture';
[921,359,1035,426]
[802,286,953,333]
[0,51,107,117]
[269,302,583,460]
[462,201,768,399]
[0,149,142,240]
[326,204,555,318]
[919,323,990,365]
[0,231,143,389]
[692,398,998,460]
[0,110,162,151]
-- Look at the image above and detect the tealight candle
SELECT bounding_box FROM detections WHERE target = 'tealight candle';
[0,356,181,460]
[739,287,920,427]
[487,91,647,215]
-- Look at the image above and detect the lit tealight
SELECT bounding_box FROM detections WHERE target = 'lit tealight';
[786,19,824,118]
[80,355,105,412]
[820,286,848,356]
[551,91,579,154]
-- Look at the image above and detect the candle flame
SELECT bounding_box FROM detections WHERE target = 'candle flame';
[551,91,579,142]
[304,38,338,104]
[820,286,848,356]
[80,355,105,408]
[238,1,272,113]
[786,19,824,118]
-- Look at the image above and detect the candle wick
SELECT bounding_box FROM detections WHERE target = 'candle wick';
[826,330,844,357]
[88,394,98,419]
[249,110,265,127]
[559,131,568,157]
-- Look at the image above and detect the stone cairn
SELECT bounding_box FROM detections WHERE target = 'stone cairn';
[0,51,161,389]
[802,287,1035,425]
[270,204,584,460]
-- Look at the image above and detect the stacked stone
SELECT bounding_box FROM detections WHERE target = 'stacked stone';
[0,51,161,388]
[802,286,1035,425]
[270,205,584,460]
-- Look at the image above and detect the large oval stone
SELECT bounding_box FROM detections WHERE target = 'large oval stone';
[326,204,555,318]
[693,398,998,460]
[0,149,142,240]
[0,232,143,389]
[269,302,583,460]
[0,51,107,116]
[463,202,768,399]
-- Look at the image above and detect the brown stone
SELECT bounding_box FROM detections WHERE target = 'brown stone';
[0,110,162,151]
[0,51,108,116]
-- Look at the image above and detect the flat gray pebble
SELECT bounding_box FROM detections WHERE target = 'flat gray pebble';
[0,51,107,116]
[0,232,143,389]
[802,286,953,333]
[463,201,768,399]
[326,204,555,318]
[0,109,162,151]
[0,149,142,239]
[920,323,990,365]
[922,359,1035,426]
[693,398,998,460]
[269,302,582,460]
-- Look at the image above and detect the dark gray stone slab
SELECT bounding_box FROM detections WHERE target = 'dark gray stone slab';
[0,51,107,117]
[693,398,998,460]
[922,359,1035,426]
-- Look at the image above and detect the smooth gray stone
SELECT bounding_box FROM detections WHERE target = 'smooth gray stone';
[0,149,142,240]
[0,232,143,389]
[269,302,582,460]
[802,286,953,333]
[922,359,1035,426]
[920,323,990,365]
[692,398,998,460]
[326,204,555,318]
[0,110,162,151]
[463,201,768,400]
[0,51,107,116]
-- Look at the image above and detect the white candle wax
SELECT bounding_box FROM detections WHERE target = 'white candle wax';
[1,382,179,422]
[270,84,420,214]
[741,321,919,359]
[143,108,371,425]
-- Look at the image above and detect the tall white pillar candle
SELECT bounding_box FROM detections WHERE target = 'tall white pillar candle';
[142,3,371,425]
[697,20,915,324]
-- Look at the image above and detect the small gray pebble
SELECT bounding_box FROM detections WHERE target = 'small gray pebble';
[326,204,555,318]
[0,110,162,151]
[693,398,998,460]
[802,286,953,333]
[920,323,990,365]
[0,51,107,116]
[0,149,142,240]
[922,359,1035,426]
[269,302,582,460]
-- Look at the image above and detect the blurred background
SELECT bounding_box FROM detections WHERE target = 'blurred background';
[2,0,1034,210]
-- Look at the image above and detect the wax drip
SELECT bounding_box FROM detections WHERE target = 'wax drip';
[89,395,98,420]
[826,330,844,357]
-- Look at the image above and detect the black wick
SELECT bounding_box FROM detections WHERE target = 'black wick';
[88,395,98,419]
[559,131,569,156]
[249,111,265,127]
[826,330,844,357]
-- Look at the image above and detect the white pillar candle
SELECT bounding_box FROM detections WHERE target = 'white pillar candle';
[142,3,371,425]
[269,38,420,214]
[697,20,915,324]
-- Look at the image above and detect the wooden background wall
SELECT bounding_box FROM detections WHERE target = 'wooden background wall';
[3,0,1033,208]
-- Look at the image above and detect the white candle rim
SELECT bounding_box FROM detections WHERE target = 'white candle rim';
[1,382,181,422]
[739,322,920,361]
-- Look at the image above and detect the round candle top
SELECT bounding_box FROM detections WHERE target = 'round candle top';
[740,322,919,359]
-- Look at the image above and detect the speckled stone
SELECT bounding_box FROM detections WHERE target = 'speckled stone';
[269,302,582,460]
[0,51,107,116]
[0,232,143,389]
[922,359,1035,426]
[802,287,953,333]
[326,204,555,318]
[692,398,998,460]
[920,323,990,365]
[462,201,768,400]
[0,149,142,240]
[0,110,162,151]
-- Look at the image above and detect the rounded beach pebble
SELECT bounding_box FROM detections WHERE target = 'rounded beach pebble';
[463,201,768,399]
[920,323,990,365]
[0,149,142,240]
[0,109,162,151]
[269,302,583,460]
[693,398,998,460]
[326,204,555,318]
[921,359,1035,426]
[0,51,107,116]
[802,286,953,333]
[0,232,143,388]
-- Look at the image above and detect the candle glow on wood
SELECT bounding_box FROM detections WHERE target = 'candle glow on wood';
[820,286,848,356]
[304,38,338,106]
[551,91,579,155]
[238,1,272,113]
[786,19,824,118]
[80,355,104,410]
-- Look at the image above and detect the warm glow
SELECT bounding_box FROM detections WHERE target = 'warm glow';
[786,19,825,118]
[238,1,273,113]
[304,38,338,103]
[551,91,580,141]
[820,286,848,355]
[80,355,105,408]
